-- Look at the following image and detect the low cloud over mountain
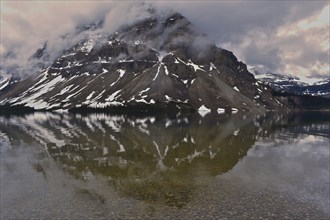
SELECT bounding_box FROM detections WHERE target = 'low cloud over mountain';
[1,1,329,83]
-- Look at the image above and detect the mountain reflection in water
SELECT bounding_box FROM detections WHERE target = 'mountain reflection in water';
[0,111,329,217]
[1,112,258,206]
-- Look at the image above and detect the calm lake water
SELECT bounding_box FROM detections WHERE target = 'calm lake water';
[0,111,329,219]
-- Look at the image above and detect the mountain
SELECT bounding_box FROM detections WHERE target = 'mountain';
[0,18,106,86]
[0,74,20,92]
[0,76,10,91]
[253,71,330,98]
[0,12,321,113]
[307,79,330,97]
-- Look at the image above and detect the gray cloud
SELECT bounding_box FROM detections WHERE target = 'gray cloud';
[1,1,329,83]
[158,1,326,43]
[243,42,283,72]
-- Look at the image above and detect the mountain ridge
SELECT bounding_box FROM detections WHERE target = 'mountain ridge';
[252,70,330,98]
[0,12,327,113]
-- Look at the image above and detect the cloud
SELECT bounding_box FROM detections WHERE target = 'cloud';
[203,2,329,83]
[1,1,329,83]
[1,1,138,78]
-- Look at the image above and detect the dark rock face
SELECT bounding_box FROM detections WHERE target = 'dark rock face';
[0,74,20,94]
[0,13,291,113]
[31,42,48,59]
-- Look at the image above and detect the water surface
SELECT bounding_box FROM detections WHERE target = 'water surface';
[0,112,329,219]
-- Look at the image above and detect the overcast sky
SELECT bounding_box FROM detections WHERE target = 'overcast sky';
[1,1,329,83]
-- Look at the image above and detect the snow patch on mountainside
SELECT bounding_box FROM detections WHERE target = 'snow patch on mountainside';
[16,75,64,109]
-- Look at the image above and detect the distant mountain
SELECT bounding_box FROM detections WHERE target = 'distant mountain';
[253,71,330,98]
[0,12,328,113]
[309,79,330,98]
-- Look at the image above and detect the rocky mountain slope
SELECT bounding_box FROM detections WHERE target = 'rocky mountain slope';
[0,13,302,113]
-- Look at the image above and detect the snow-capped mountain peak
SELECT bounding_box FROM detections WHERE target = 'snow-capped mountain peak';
[250,69,330,97]
[1,12,327,112]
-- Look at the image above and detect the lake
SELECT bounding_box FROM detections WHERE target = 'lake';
[0,111,329,219]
